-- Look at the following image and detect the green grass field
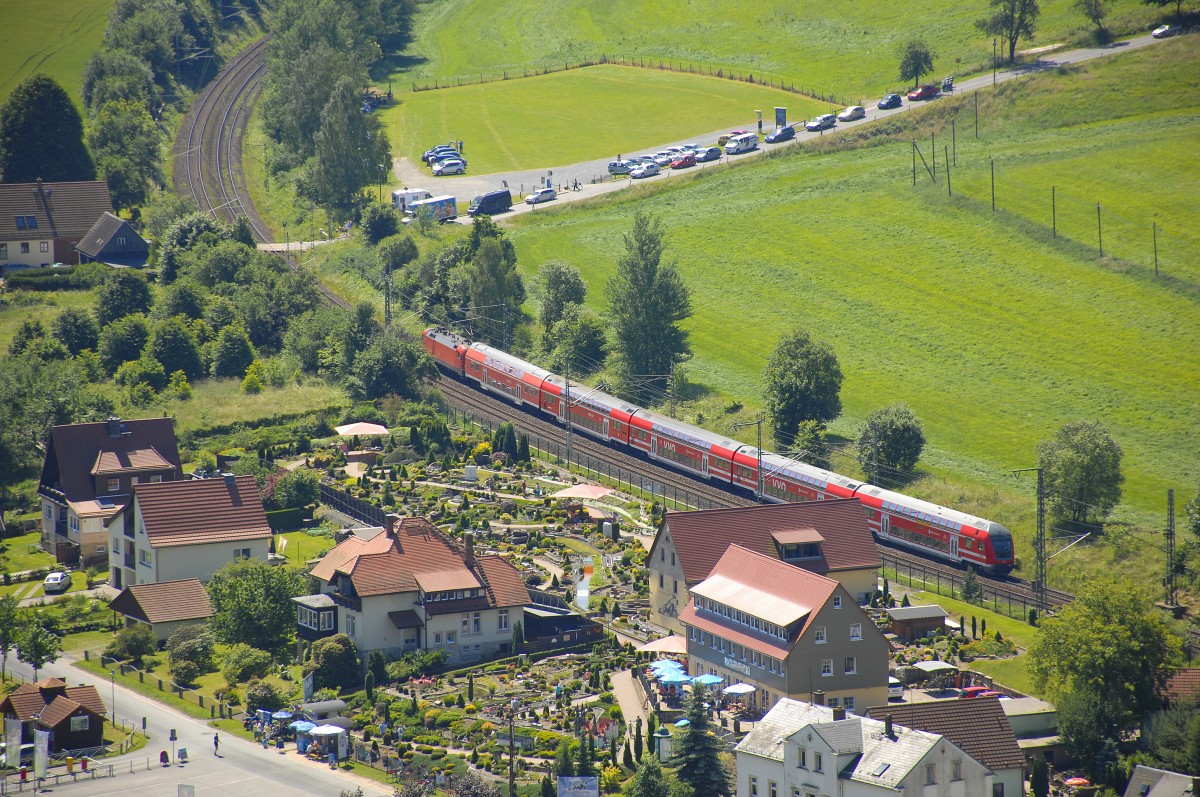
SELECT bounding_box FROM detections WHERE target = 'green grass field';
[503,38,1200,560]
[399,0,1160,97]
[384,65,824,173]
[0,0,114,104]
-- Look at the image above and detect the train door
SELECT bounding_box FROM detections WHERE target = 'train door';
[603,418,610,438]
[701,455,709,476]
[950,536,959,559]
[879,514,890,539]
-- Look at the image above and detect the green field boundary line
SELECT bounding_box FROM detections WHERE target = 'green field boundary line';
[411,57,863,108]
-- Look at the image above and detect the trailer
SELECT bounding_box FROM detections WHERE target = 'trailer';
[403,195,457,224]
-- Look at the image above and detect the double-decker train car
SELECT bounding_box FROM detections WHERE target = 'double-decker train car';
[422,328,1015,573]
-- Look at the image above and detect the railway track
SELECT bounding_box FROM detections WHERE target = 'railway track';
[173,37,272,242]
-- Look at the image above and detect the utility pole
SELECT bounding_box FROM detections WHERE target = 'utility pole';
[1014,467,1046,613]
[732,417,764,502]
[668,362,676,419]
[1166,489,1177,606]
[564,365,572,469]
[383,263,392,325]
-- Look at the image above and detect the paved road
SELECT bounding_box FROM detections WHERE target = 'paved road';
[6,655,388,797]
[390,34,1162,223]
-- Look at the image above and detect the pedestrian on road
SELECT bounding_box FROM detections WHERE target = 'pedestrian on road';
[213,733,220,755]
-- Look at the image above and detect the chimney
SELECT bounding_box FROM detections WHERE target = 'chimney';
[106,417,123,438]
[463,531,476,568]
[884,715,894,738]
[812,690,825,706]
[385,513,400,539]
[832,706,846,721]
[222,472,236,488]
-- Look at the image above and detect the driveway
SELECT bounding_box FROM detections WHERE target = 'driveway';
[391,34,1162,224]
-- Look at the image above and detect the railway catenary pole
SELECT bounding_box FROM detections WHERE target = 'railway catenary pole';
[564,364,572,469]
[732,417,764,503]
[1166,489,1177,606]
[1013,467,1047,613]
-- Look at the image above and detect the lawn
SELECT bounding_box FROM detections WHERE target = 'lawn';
[0,0,114,105]
[156,377,348,435]
[503,38,1200,583]
[384,65,824,174]
[397,0,1160,98]
[0,529,57,573]
[0,289,97,354]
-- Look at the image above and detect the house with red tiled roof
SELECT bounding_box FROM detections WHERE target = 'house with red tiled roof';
[680,545,889,714]
[0,680,106,752]
[296,516,530,665]
[39,417,182,567]
[110,474,271,588]
[648,501,881,633]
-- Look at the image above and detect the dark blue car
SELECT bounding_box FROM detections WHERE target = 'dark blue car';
[878,94,903,110]
[765,125,796,143]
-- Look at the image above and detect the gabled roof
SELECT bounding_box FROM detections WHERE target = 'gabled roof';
[310,518,529,609]
[866,696,1025,773]
[75,211,145,259]
[1161,668,1200,707]
[0,683,105,723]
[108,578,214,624]
[93,446,173,475]
[37,697,89,729]
[135,476,271,548]
[0,180,113,240]
[63,685,107,718]
[1123,766,1199,797]
[39,418,181,504]
[690,544,838,631]
[659,500,880,584]
[886,605,949,621]
[737,698,950,790]
[1,684,48,721]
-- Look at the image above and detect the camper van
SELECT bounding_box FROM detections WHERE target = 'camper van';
[723,132,759,155]
[391,188,433,212]
[403,195,457,224]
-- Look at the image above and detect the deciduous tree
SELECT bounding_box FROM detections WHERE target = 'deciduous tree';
[98,314,151,374]
[360,203,400,246]
[764,329,843,448]
[96,271,153,327]
[148,316,203,380]
[0,595,22,678]
[607,213,692,404]
[856,403,926,475]
[210,323,255,378]
[898,40,936,88]
[977,0,1041,65]
[305,633,360,690]
[17,624,62,681]
[207,560,306,654]
[52,308,100,356]
[537,260,587,333]
[1075,0,1111,35]
[0,74,95,183]
[87,99,163,210]
[626,754,672,797]
[350,331,434,400]
[466,238,525,348]
[547,305,608,376]
[303,77,391,212]
[1143,0,1188,21]
[1036,419,1123,526]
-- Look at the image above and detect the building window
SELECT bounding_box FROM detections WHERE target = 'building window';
[814,626,826,643]
[833,595,842,609]
[0,243,7,258]
[993,785,1004,797]
[498,610,509,631]
[462,614,470,636]
[659,574,664,588]
[297,607,315,629]
[435,632,442,644]
[749,777,758,797]
[821,659,832,676]
[844,656,856,674]
[827,697,839,708]
[117,237,127,246]
[319,611,333,631]
[69,515,79,532]
[843,696,855,712]
[952,761,962,781]
[673,579,678,594]
[107,478,119,493]
[814,753,823,773]
[149,474,163,483]
[925,765,936,786]
[660,550,664,561]
[797,748,806,769]
[446,631,456,644]
[232,548,250,559]
[473,613,481,634]
[671,552,675,566]
[20,243,29,254]
[849,623,862,640]
[347,614,356,637]
[39,241,49,253]
[769,782,777,797]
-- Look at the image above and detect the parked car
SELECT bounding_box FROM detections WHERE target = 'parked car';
[1152,24,1180,37]
[608,160,634,175]
[43,571,70,594]
[432,159,466,175]
[805,114,836,132]
[423,146,458,163]
[468,190,513,217]
[630,162,660,179]
[695,146,723,162]
[525,187,557,204]
[907,84,940,101]
[765,125,796,143]
[718,130,747,147]
[652,152,675,166]
[670,153,697,169]
[838,105,866,122]
[888,676,904,699]
[878,93,903,109]
[0,743,34,767]
[430,151,467,167]
[666,146,689,155]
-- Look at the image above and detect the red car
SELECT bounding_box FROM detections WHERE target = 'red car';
[670,153,696,169]
[907,84,940,101]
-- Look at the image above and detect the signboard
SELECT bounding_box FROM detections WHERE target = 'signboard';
[558,776,600,797]
[775,107,787,128]
[70,715,90,732]
[337,729,349,760]
[756,109,763,133]
[724,656,751,675]
[179,786,196,797]
[34,729,50,779]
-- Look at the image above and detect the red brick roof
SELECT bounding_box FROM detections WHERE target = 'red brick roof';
[64,685,107,718]
[37,697,87,729]
[39,418,181,503]
[311,518,528,608]
[0,683,105,724]
[1161,668,1200,706]
[0,180,113,239]
[35,677,66,689]
[93,446,174,475]
[865,696,1025,773]
[660,500,880,584]
[1,684,48,721]
[135,476,271,548]
[108,578,214,624]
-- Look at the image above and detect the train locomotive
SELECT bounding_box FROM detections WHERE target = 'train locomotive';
[424,327,1015,573]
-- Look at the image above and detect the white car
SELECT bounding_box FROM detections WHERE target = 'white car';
[805,114,837,132]
[837,106,866,122]
[43,571,70,594]
[432,159,465,176]
[1152,24,1180,38]
[525,187,557,204]
[630,162,660,179]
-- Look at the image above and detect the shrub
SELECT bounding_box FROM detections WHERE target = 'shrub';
[170,658,200,687]
[221,643,273,685]
[245,679,287,712]
[304,633,360,691]
[166,624,216,673]
[105,624,157,666]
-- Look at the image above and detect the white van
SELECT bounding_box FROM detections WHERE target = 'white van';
[391,188,433,211]
[888,676,904,699]
[724,132,758,155]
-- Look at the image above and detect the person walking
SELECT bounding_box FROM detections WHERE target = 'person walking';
[213,733,220,756]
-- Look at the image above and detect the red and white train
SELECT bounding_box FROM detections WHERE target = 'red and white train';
[424,328,1015,573]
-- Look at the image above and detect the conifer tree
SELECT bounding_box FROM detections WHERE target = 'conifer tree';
[670,686,732,797]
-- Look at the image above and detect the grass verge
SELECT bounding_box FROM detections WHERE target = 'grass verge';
[74,656,222,723]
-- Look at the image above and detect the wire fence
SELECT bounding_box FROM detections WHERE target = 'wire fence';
[411,55,863,108]
[879,553,1041,622]
[82,651,242,721]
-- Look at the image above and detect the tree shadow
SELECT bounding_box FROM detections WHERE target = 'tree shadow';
[370,54,429,83]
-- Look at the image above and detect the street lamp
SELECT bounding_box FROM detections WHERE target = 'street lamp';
[378,163,386,204]
[993,38,998,85]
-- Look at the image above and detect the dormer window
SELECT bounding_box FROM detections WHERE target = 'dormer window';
[106,477,119,493]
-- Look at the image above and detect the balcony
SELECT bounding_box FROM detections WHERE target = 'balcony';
[123,553,135,569]
[329,591,361,613]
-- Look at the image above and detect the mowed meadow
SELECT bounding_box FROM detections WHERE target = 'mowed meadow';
[384,66,825,173]
[402,0,1162,97]
[504,38,1200,534]
[0,0,114,104]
